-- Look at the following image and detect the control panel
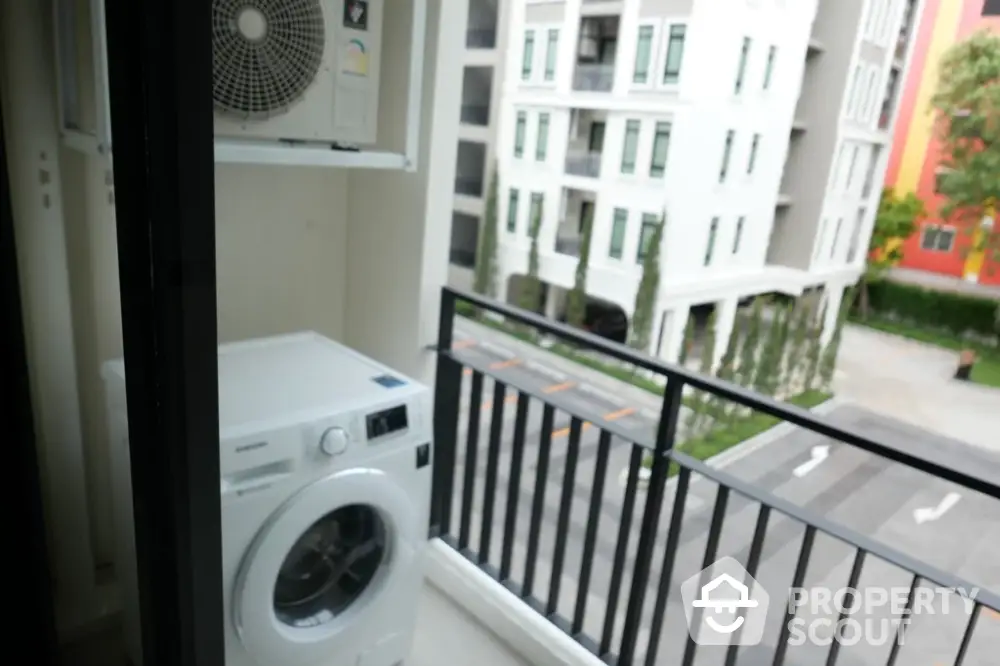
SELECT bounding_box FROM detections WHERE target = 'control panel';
[366,404,408,441]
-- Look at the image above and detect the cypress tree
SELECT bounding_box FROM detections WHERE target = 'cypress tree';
[803,302,827,392]
[818,288,855,391]
[472,165,499,298]
[711,316,742,425]
[773,303,794,398]
[678,316,696,367]
[630,211,666,351]
[736,299,764,389]
[685,311,717,438]
[786,299,812,395]
[753,304,785,397]
[518,201,543,320]
[566,204,595,329]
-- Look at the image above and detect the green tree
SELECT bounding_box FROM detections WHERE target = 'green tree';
[785,300,812,394]
[677,316,696,367]
[518,201,543,321]
[753,305,785,397]
[473,165,500,298]
[685,312,717,439]
[930,30,1000,270]
[819,288,856,391]
[773,303,794,397]
[566,204,595,328]
[630,211,666,351]
[803,302,828,392]
[711,318,742,425]
[735,299,763,389]
[859,188,926,318]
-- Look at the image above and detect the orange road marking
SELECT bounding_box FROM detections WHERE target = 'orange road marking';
[605,407,636,421]
[489,358,522,370]
[453,339,476,349]
[482,395,518,411]
[462,368,472,376]
[543,381,575,394]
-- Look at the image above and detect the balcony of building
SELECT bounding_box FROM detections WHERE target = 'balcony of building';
[554,188,595,258]
[450,212,480,269]
[466,0,498,49]
[573,16,619,92]
[878,69,900,131]
[456,140,488,197]
[565,109,607,178]
[461,66,493,127]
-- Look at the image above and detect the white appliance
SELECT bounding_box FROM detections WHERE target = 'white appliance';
[212,0,383,145]
[103,332,432,666]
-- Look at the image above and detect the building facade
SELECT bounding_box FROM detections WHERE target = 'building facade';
[885,0,1000,286]
[494,0,917,364]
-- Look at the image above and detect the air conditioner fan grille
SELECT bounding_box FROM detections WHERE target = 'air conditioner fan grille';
[212,0,326,119]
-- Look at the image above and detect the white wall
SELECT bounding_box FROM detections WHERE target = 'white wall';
[2,0,461,637]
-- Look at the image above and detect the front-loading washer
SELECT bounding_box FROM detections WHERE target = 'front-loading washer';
[103,332,432,666]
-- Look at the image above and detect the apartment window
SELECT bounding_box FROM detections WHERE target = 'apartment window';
[985,0,1000,15]
[747,133,760,174]
[637,213,659,262]
[847,208,865,262]
[633,25,654,83]
[719,130,735,182]
[921,224,956,252]
[545,29,559,81]
[735,37,751,94]
[507,189,519,232]
[649,122,672,177]
[621,120,641,174]
[830,218,843,258]
[763,46,777,89]
[529,192,544,233]
[863,68,880,121]
[514,112,526,157]
[663,25,687,84]
[521,31,535,80]
[813,219,827,264]
[704,217,719,266]
[733,216,745,254]
[847,65,863,117]
[536,113,550,161]
[609,208,628,259]
[844,145,860,191]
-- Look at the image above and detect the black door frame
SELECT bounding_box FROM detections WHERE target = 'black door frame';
[2,76,60,666]
[103,2,224,666]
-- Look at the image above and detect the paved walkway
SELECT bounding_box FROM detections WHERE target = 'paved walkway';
[888,267,1000,299]
[834,324,1000,453]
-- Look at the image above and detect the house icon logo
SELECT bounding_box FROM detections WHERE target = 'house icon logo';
[680,556,770,646]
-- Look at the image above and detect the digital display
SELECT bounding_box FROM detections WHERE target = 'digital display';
[366,404,408,441]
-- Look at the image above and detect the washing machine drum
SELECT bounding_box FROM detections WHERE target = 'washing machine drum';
[233,468,419,666]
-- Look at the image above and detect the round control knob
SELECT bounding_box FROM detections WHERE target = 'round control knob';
[319,426,350,457]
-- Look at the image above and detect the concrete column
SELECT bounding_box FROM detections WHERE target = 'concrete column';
[544,283,561,320]
[712,297,740,371]
[1,0,101,634]
[820,282,846,345]
[656,304,691,364]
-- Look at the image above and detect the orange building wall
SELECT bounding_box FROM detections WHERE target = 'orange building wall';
[885,0,1000,285]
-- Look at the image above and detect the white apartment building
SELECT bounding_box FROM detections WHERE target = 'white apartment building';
[494,0,918,365]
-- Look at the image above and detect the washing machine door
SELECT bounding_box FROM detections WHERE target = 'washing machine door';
[233,467,419,666]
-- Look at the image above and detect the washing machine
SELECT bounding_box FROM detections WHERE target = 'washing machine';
[103,332,433,666]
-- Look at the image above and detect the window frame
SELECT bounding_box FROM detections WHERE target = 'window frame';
[621,119,641,175]
[747,133,760,175]
[719,129,735,183]
[637,213,660,262]
[632,23,657,85]
[521,30,535,81]
[507,188,520,232]
[813,218,827,264]
[920,224,956,252]
[609,208,628,259]
[846,65,864,118]
[763,45,777,90]
[514,111,527,158]
[649,121,672,178]
[830,217,843,259]
[704,217,719,266]
[734,37,751,94]
[544,28,559,82]
[661,23,687,86]
[733,216,745,254]
[844,145,860,191]
[536,113,550,161]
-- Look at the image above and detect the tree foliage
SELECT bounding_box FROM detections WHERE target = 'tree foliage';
[803,302,827,392]
[685,311,717,438]
[819,287,856,390]
[753,304,786,397]
[930,29,1000,263]
[519,201,543,317]
[473,165,500,298]
[736,299,764,388]
[630,211,666,351]
[867,188,927,278]
[678,316,696,367]
[785,300,812,393]
[566,204,595,328]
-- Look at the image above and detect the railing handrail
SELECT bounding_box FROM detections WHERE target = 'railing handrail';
[441,285,1000,502]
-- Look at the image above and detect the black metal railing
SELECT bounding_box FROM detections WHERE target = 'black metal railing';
[449,247,476,268]
[430,287,1000,666]
[455,177,484,197]
[466,27,497,49]
[573,63,615,91]
[460,104,490,126]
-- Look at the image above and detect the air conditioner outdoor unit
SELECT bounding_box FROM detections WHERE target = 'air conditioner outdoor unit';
[212,0,383,146]
[53,0,422,168]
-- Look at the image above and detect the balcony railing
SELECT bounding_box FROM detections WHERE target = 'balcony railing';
[554,232,582,257]
[460,104,490,126]
[573,63,615,92]
[449,247,476,268]
[466,27,497,49]
[565,151,603,178]
[430,287,1000,666]
[455,177,484,197]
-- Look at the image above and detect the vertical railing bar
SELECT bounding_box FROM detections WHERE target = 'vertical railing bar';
[523,404,555,599]
[478,381,507,564]
[600,445,644,658]
[499,392,531,581]
[952,601,982,666]
[681,485,732,666]
[430,288,461,537]
[724,504,773,666]
[885,574,920,666]
[772,524,818,666]
[645,466,693,666]
[619,380,685,665]
[825,549,867,666]
[547,417,584,616]
[573,429,613,635]
[458,371,484,551]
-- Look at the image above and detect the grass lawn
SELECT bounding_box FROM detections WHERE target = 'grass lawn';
[849,316,1000,389]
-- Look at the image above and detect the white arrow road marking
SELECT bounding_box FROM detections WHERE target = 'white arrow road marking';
[913,492,962,525]
[793,444,831,478]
